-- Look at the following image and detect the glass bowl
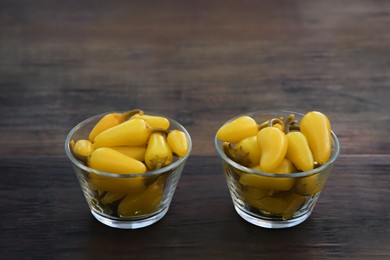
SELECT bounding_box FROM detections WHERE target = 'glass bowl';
[65,112,192,229]
[214,110,340,228]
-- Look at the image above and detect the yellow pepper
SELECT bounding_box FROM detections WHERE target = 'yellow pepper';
[241,186,268,201]
[256,196,288,215]
[282,193,307,220]
[118,176,165,217]
[300,111,332,165]
[88,147,146,174]
[167,130,189,157]
[108,146,146,162]
[88,109,142,142]
[73,139,95,157]
[87,147,146,193]
[145,132,173,170]
[217,116,258,143]
[225,136,261,167]
[286,131,314,171]
[69,140,90,164]
[100,192,126,204]
[250,192,306,218]
[89,174,146,194]
[257,126,288,173]
[271,158,297,175]
[240,159,295,191]
[256,193,306,220]
[294,173,325,196]
[94,118,152,147]
[131,113,170,130]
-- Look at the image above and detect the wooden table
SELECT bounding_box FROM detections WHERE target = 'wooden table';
[1,0,389,258]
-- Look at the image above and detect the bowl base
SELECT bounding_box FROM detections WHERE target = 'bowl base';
[234,205,312,229]
[91,207,169,229]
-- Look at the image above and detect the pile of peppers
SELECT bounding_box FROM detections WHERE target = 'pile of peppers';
[70,109,189,217]
[217,111,332,219]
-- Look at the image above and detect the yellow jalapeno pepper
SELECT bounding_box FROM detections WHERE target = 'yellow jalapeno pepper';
[118,175,165,217]
[145,132,173,170]
[282,193,307,220]
[108,146,146,162]
[225,136,261,167]
[250,192,306,218]
[89,113,123,142]
[94,118,152,147]
[131,113,170,130]
[88,148,146,193]
[88,109,143,142]
[286,131,314,171]
[89,175,146,194]
[257,125,288,173]
[69,140,91,164]
[254,192,306,218]
[100,191,126,204]
[167,130,189,157]
[294,173,325,196]
[300,111,332,165]
[73,139,95,157]
[88,147,147,174]
[217,116,258,143]
[256,196,289,215]
[241,186,268,201]
[240,158,295,191]
[271,158,297,175]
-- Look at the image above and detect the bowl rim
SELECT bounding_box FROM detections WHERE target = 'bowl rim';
[214,110,340,178]
[65,111,192,178]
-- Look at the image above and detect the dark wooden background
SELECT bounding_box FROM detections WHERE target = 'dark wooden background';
[1,0,389,258]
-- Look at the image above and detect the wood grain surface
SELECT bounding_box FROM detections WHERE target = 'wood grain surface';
[1,0,389,259]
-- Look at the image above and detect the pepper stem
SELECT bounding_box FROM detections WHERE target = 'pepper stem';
[257,121,268,131]
[268,117,285,129]
[223,142,236,161]
[122,109,144,121]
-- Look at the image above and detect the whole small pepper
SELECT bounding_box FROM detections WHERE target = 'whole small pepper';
[286,131,314,171]
[89,147,146,174]
[217,116,258,143]
[167,130,189,157]
[145,132,173,170]
[131,113,170,130]
[300,111,332,165]
[94,118,152,147]
[225,136,261,167]
[257,122,288,173]
[89,109,143,142]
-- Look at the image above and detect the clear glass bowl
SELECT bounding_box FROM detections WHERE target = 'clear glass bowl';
[214,110,340,228]
[65,112,192,229]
